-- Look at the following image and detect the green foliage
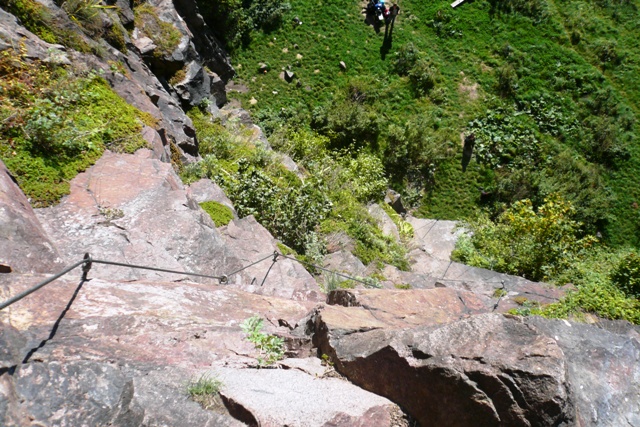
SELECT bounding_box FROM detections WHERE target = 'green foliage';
[611,253,640,299]
[311,98,381,150]
[534,282,640,324]
[229,0,640,246]
[488,0,550,21]
[199,201,234,227]
[240,316,285,366]
[468,105,541,170]
[452,194,597,281]
[187,374,222,410]
[394,283,412,290]
[0,0,92,51]
[62,0,111,36]
[384,115,446,186]
[134,3,182,58]
[493,288,507,298]
[381,202,414,241]
[0,52,147,206]
[195,0,290,49]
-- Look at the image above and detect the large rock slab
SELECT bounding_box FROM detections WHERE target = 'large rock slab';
[402,216,565,310]
[408,218,461,261]
[35,149,239,283]
[324,288,494,329]
[0,160,64,274]
[0,272,314,425]
[187,178,237,218]
[528,318,640,427]
[314,311,574,427]
[214,367,400,426]
[0,274,314,367]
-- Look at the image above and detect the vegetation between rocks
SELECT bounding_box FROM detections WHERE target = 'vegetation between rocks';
[187,374,223,410]
[240,315,285,366]
[199,201,234,227]
[0,50,149,206]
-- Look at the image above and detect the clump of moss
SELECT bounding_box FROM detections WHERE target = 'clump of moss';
[394,283,412,290]
[134,3,182,58]
[199,201,234,227]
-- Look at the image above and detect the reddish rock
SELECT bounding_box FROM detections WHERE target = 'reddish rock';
[314,310,574,427]
[35,150,240,283]
[0,160,64,274]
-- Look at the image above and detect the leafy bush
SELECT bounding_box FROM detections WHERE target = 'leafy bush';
[452,194,597,281]
[468,106,541,170]
[409,58,438,96]
[488,0,550,21]
[195,0,290,49]
[393,43,420,76]
[240,316,285,366]
[611,252,640,298]
[495,63,518,97]
[311,99,381,150]
[199,201,234,227]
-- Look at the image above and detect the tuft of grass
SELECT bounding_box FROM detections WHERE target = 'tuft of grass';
[134,3,183,59]
[187,374,223,410]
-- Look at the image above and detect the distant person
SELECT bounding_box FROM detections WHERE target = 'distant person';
[389,3,400,24]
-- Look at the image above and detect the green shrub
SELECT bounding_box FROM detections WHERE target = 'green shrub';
[311,100,381,150]
[409,58,438,96]
[195,0,290,49]
[495,63,518,97]
[394,43,421,76]
[611,252,640,298]
[240,316,285,366]
[62,0,107,35]
[452,194,597,281]
[199,201,234,227]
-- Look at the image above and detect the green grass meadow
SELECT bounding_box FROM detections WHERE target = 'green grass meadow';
[229,0,640,247]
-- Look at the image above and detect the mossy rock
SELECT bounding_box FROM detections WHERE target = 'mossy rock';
[199,201,234,227]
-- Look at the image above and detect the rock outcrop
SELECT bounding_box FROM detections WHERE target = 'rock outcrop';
[0,161,64,274]
[309,288,639,427]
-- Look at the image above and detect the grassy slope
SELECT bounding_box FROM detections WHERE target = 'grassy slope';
[231,0,640,247]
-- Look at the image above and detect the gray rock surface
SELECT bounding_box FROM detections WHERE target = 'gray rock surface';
[528,318,640,427]
[317,313,574,427]
[35,149,238,282]
[215,367,399,427]
[0,160,64,274]
[0,272,312,426]
[221,216,322,302]
[0,8,70,64]
[368,203,400,240]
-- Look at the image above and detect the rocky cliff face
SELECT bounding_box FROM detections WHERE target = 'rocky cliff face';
[1,1,639,426]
